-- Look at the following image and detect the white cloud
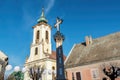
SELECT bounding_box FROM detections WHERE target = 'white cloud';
[45,0,55,14]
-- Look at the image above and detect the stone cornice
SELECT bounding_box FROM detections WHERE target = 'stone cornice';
[32,22,51,29]
[25,58,56,66]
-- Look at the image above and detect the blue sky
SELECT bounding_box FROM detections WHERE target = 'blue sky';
[0,0,120,69]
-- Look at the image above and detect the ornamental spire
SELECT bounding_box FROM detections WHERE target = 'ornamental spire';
[37,8,48,23]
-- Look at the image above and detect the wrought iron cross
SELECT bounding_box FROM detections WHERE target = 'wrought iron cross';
[54,17,63,32]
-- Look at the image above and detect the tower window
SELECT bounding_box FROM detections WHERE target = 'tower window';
[35,47,38,55]
[36,30,40,40]
[46,31,49,41]
[36,30,40,43]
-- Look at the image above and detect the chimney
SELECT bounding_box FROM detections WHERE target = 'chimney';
[89,36,92,44]
[85,36,89,46]
[85,36,92,46]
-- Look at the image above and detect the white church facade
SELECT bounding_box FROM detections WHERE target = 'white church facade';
[24,9,60,80]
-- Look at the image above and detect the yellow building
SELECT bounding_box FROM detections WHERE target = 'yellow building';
[24,9,57,80]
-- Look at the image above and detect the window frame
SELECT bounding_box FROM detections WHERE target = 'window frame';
[36,30,40,40]
[91,68,100,79]
[45,31,49,42]
[76,72,81,80]
[35,47,38,55]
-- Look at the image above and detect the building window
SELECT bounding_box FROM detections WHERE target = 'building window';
[91,68,99,79]
[65,71,68,79]
[36,30,40,43]
[76,72,81,80]
[46,31,49,41]
[72,73,75,80]
[35,47,38,55]
[36,30,39,39]
[52,66,55,70]
[52,66,56,80]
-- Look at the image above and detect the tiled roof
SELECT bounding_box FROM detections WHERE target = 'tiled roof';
[49,51,66,61]
[65,32,120,68]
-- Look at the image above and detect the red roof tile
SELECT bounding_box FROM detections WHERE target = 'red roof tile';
[49,51,66,61]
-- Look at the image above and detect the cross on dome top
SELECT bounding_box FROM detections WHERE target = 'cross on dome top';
[37,8,48,23]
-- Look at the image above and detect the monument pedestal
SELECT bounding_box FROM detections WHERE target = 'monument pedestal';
[54,31,66,80]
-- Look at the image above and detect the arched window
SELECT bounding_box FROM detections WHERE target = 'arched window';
[46,31,49,41]
[36,30,39,40]
[52,66,55,80]
[52,66,55,70]
[35,47,38,55]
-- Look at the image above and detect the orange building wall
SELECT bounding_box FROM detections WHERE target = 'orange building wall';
[66,66,93,80]
[65,60,120,80]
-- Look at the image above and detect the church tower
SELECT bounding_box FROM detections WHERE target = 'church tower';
[24,8,66,80]
[24,8,57,80]
[27,8,52,62]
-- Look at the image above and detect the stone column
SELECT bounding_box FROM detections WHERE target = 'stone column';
[54,31,66,80]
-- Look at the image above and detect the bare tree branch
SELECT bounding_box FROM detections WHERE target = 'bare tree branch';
[101,62,120,80]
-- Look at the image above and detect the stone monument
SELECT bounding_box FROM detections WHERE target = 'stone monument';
[54,17,66,80]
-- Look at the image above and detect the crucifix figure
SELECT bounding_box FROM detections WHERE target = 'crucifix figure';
[54,17,63,32]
